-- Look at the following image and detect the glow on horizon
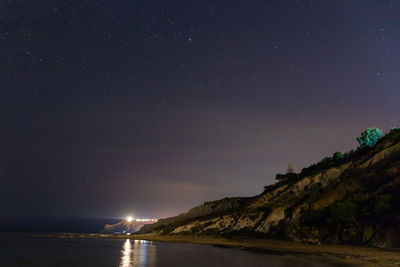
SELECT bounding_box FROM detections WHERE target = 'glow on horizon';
[134,218,157,222]
[125,217,157,222]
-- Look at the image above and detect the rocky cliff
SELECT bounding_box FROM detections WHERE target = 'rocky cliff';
[137,129,400,247]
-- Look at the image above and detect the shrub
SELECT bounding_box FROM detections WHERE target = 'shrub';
[343,149,356,159]
[275,173,298,181]
[330,200,358,222]
[333,151,344,160]
[362,194,391,217]
[357,128,383,148]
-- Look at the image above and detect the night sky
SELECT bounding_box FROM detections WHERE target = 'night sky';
[1,0,400,220]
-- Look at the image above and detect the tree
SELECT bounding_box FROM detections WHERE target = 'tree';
[333,151,344,160]
[361,195,392,243]
[331,200,358,222]
[330,200,358,242]
[275,163,297,181]
[357,128,383,148]
[287,163,294,173]
[362,194,391,218]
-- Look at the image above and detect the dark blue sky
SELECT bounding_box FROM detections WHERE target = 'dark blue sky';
[1,0,400,219]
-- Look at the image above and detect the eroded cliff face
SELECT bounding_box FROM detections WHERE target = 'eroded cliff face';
[137,131,400,247]
[138,197,249,234]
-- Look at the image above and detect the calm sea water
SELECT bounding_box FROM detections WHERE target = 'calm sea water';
[0,236,336,267]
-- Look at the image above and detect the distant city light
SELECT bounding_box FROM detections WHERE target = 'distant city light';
[125,217,157,223]
[134,218,157,222]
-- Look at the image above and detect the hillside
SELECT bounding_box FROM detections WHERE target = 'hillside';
[133,129,400,247]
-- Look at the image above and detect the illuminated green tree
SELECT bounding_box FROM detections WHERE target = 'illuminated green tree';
[357,128,383,148]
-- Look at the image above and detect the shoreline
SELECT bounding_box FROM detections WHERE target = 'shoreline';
[29,233,400,266]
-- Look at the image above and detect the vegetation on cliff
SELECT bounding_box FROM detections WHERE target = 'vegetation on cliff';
[135,128,400,247]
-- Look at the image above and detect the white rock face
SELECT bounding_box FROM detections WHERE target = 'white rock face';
[138,197,246,234]
[255,208,285,233]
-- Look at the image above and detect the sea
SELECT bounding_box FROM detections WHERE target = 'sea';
[0,218,339,266]
[0,234,338,267]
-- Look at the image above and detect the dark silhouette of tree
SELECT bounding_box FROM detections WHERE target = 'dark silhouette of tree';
[330,200,358,242]
[333,151,344,160]
[287,163,294,174]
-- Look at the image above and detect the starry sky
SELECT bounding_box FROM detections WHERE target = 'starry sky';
[1,0,400,220]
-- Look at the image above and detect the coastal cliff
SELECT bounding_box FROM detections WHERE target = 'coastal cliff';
[134,129,400,247]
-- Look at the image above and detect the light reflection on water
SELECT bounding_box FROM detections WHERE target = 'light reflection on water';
[120,239,154,266]
[120,239,132,267]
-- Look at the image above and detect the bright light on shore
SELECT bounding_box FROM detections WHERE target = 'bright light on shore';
[125,216,157,223]
[135,218,157,222]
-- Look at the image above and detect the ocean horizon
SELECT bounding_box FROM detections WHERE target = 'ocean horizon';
[0,216,121,233]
